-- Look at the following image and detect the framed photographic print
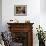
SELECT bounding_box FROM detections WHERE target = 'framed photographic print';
[14,5,27,16]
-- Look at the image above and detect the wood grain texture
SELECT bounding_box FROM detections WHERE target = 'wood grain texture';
[7,23,34,46]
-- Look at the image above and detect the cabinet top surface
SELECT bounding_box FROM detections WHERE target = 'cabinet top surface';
[7,23,34,25]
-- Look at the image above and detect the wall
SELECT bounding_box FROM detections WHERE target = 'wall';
[40,0,46,32]
[40,0,46,13]
[2,0,40,30]
[2,0,46,46]
[0,0,2,32]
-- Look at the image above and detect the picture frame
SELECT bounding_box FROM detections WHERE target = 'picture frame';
[14,5,27,16]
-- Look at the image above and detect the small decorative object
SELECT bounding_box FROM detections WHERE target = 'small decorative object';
[14,5,27,16]
[9,19,19,23]
[25,20,30,23]
[10,20,13,21]
[36,25,45,46]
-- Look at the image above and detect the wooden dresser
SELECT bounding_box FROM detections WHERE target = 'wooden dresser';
[7,23,34,46]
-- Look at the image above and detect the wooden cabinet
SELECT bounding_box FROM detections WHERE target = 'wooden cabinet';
[7,23,34,46]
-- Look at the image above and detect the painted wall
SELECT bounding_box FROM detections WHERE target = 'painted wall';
[40,0,46,13]
[2,0,46,46]
[2,0,40,31]
[0,0,2,32]
[40,0,46,31]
